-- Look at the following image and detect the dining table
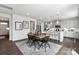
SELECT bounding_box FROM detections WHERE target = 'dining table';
[28,33,50,41]
[28,33,50,52]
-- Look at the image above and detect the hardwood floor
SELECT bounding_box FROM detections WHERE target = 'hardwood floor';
[0,39,22,55]
[50,37,79,54]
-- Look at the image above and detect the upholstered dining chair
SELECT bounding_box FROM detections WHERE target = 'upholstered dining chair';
[27,34,33,46]
[31,35,41,50]
[40,36,50,52]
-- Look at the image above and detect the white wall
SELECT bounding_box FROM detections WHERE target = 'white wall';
[61,7,78,19]
[12,14,37,41]
[0,13,11,18]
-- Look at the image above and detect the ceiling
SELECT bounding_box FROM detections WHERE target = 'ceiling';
[5,4,78,20]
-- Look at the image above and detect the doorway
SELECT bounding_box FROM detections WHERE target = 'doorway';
[0,17,9,40]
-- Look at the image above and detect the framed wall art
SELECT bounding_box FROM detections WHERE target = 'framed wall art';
[23,21,29,29]
[15,21,23,30]
[30,21,35,32]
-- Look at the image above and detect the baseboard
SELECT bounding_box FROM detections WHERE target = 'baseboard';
[64,37,74,39]
[14,38,28,42]
[64,36,79,40]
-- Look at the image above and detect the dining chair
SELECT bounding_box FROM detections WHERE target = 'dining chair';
[40,36,50,52]
[27,34,34,47]
[31,35,41,50]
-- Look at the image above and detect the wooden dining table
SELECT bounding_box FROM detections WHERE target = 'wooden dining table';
[28,33,49,41]
[28,33,50,52]
[36,34,49,38]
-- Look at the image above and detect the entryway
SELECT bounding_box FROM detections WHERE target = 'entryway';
[0,17,9,40]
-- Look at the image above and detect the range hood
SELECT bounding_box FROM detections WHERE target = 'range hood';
[55,25,61,28]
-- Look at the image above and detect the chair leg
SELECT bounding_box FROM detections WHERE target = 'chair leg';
[44,43,47,52]
[33,41,36,51]
[29,40,34,47]
[37,41,41,49]
[40,42,50,52]
[40,42,42,48]
[47,42,50,48]
[26,39,32,46]
[33,41,40,50]
[26,39,29,44]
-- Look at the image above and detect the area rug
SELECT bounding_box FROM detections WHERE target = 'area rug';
[15,40,62,55]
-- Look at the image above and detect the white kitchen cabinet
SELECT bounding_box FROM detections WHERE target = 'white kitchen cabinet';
[47,29,64,42]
